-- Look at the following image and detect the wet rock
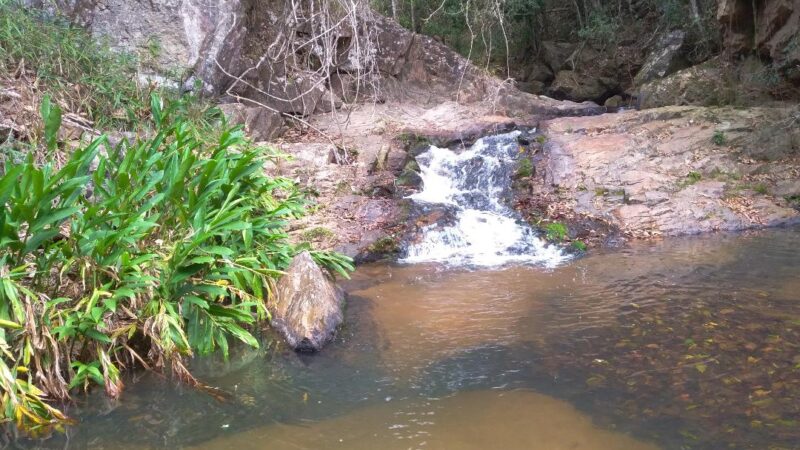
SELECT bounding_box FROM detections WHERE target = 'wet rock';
[633,30,688,86]
[271,251,344,352]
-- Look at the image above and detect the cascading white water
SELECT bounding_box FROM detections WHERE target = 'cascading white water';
[401,131,569,268]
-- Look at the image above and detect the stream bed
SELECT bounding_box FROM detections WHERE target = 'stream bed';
[20,226,800,450]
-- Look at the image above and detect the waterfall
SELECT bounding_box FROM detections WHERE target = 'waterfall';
[401,131,569,268]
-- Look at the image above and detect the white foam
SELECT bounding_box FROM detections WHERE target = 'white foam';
[401,132,569,268]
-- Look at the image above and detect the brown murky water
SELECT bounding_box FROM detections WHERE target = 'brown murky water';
[19,227,800,450]
[190,390,659,450]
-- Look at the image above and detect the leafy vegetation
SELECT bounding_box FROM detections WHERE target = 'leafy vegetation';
[678,171,703,189]
[372,0,720,72]
[544,222,568,242]
[571,240,587,252]
[712,130,727,146]
[515,157,533,178]
[0,1,147,129]
[0,94,352,435]
[0,16,355,429]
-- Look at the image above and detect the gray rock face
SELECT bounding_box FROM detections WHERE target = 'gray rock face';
[717,0,800,85]
[218,103,284,142]
[549,70,618,103]
[537,106,800,238]
[271,251,344,352]
[26,0,246,93]
[633,30,687,86]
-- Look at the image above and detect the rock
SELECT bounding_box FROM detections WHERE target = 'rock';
[549,70,618,103]
[541,41,577,72]
[774,180,800,197]
[633,30,688,86]
[534,106,800,238]
[604,95,623,108]
[497,89,605,117]
[371,15,489,103]
[637,60,731,108]
[717,0,800,85]
[25,0,247,93]
[516,80,546,95]
[218,103,284,141]
[271,251,344,352]
[526,61,555,83]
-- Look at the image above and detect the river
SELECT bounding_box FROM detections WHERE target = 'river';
[18,226,800,450]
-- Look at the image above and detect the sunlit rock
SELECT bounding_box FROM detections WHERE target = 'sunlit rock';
[270,251,344,352]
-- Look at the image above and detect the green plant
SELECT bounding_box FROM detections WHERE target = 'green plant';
[577,9,620,48]
[712,131,727,146]
[753,183,769,195]
[678,171,703,189]
[515,157,533,178]
[571,240,587,252]
[0,2,147,128]
[301,226,336,242]
[544,222,568,242]
[0,95,352,435]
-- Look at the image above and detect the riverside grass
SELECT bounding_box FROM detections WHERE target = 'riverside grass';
[0,0,146,129]
[0,95,354,436]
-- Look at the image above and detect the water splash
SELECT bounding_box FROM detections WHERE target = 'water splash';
[402,131,569,268]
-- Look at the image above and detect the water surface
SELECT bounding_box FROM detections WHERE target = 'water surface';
[20,227,800,450]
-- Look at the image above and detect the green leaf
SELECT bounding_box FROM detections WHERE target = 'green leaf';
[41,95,63,152]
[83,329,112,344]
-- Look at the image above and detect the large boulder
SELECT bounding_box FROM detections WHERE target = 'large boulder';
[218,103,285,142]
[637,60,730,108]
[25,0,247,93]
[718,0,800,84]
[270,251,344,352]
[548,70,618,103]
[633,30,688,86]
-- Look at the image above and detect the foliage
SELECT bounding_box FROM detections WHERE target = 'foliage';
[678,171,703,189]
[571,240,587,252]
[515,157,533,178]
[577,9,619,49]
[0,95,353,435]
[544,222,568,242]
[0,0,147,128]
[712,130,727,146]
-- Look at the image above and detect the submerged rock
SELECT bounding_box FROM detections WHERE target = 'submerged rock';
[270,251,344,352]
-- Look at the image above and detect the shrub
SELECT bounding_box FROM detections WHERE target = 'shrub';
[577,9,619,48]
[712,131,727,146]
[0,95,352,435]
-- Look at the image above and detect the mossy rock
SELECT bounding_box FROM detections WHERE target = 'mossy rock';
[396,169,423,187]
